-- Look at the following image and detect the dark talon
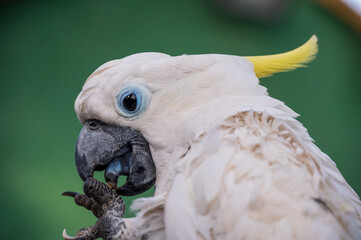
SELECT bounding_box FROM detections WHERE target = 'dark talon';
[62,191,79,197]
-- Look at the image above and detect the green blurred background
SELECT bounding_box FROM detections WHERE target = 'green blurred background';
[0,0,360,239]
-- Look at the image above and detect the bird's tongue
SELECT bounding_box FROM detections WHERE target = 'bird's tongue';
[104,151,132,189]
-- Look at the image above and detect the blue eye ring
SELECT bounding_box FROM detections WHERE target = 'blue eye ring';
[116,84,150,118]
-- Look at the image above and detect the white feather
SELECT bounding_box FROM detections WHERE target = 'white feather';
[75,53,361,239]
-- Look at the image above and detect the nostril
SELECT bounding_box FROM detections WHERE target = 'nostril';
[88,120,99,130]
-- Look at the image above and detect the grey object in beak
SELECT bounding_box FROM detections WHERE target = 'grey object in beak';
[75,120,156,196]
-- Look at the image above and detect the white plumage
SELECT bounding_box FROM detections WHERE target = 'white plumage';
[75,39,361,239]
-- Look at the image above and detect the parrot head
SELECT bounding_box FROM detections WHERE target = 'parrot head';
[74,36,318,196]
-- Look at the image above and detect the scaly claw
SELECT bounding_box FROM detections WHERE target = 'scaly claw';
[62,178,126,240]
[83,178,116,205]
[62,189,103,218]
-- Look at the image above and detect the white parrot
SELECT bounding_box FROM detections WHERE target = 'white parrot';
[63,35,361,240]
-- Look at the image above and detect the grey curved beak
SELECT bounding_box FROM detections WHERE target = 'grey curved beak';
[75,120,156,196]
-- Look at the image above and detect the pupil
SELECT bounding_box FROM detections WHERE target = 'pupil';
[123,93,137,111]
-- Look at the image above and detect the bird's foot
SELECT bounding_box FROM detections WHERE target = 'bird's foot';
[62,178,126,240]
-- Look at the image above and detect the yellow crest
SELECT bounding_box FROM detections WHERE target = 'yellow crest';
[246,35,318,78]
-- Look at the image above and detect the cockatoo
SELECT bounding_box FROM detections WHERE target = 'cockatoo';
[62,36,361,240]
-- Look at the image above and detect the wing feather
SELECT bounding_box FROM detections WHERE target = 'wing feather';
[165,110,361,239]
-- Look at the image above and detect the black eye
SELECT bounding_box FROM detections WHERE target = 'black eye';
[122,92,137,111]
